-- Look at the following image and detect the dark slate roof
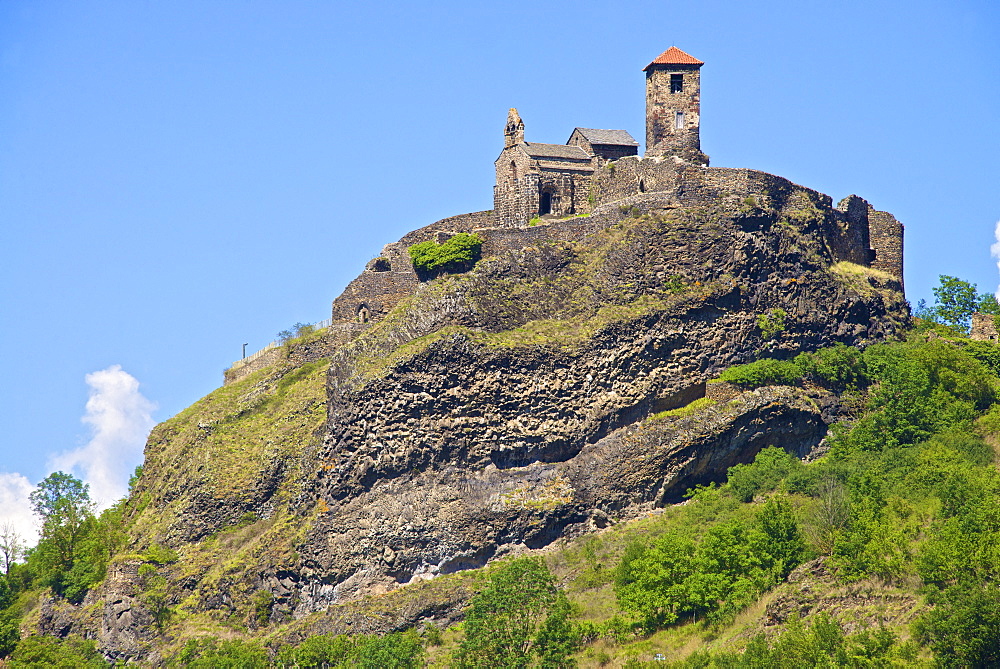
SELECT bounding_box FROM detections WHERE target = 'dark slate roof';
[522,142,591,160]
[572,128,639,147]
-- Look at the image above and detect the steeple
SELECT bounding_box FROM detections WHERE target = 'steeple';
[504,108,524,148]
[643,47,707,163]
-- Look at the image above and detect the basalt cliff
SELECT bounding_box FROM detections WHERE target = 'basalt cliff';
[33,163,907,663]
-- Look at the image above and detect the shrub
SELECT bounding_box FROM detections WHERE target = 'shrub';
[719,358,803,388]
[408,233,483,276]
[251,589,273,626]
[175,637,268,668]
[794,343,867,390]
[757,308,787,340]
[277,322,315,344]
[726,446,803,502]
[8,635,109,667]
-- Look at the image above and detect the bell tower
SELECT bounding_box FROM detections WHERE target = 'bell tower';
[504,108,525,148]
[644,47,707,164]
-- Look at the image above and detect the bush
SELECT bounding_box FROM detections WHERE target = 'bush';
[794,343,867,390]
[8,635,109,667]
[408,233,483,276]
[757,308,787,340]
[726,446,803,502]
[614,497,804,628]
[175,638,268,668]
[719,358,803,388]
[916,583,1000,668]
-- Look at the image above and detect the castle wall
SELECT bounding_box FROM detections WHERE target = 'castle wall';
[868,208,904,289]
[971,313,1000,341]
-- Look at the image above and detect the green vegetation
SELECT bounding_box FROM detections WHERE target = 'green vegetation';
[408,232,483,275]
[9,261,1000,667]
[455,558,575,668]
[913,274,1000,334]
[756,307,787,340]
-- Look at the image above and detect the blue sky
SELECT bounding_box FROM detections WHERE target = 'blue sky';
[1,0,998,540]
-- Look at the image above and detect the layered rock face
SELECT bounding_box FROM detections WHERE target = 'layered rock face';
[52,168,907,660]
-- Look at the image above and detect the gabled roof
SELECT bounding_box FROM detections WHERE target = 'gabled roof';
[572,128,639,147]
[643,46,704,70]
[523,142,591,160]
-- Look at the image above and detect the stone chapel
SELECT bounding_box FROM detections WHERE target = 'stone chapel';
[493,46,708,227]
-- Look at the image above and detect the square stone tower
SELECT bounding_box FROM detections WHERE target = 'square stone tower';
[644,47,708,164]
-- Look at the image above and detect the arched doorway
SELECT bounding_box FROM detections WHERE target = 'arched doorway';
[539,192,552,216]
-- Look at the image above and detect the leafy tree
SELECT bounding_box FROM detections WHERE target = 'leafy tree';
[932,275,980,331]
[615,499,804,628]
[0,523,24,575]
[352,630,424,668]
[28,472,95,596]
[918,274,1000,333]
[916,583,1000,668]
[456,557,574,668]
[725,447,803,502]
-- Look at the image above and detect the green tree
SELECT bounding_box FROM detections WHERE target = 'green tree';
[456,557,574,668]
[916,583,1000,668]
[932,275,980,331]
[28,472,95,596]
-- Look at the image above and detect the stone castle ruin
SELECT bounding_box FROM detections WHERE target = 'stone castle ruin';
[225,47,905,384]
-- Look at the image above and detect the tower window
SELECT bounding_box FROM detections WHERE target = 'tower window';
[670,74,683,93]
[674,112,685,129]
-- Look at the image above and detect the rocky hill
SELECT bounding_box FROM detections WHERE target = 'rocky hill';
[31,165,908,663]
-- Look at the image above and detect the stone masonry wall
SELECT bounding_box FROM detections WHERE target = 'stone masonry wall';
[646,65,704,162]
[868,207,905,289]
[971,312,1000,341]
[223,323,368,385]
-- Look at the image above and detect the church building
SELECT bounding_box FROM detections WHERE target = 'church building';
[493,46,706,227]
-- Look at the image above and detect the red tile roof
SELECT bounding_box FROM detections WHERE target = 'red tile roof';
[643,47,704,70]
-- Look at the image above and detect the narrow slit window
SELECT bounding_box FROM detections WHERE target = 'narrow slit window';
[670,73,683,93]
[674,111,685,129]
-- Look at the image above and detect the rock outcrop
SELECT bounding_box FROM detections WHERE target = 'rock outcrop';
[41,168,908,662]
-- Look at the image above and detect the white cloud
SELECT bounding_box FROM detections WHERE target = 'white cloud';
[991,219,1000,299]
[50,365,156,511]
[0,472,39,546]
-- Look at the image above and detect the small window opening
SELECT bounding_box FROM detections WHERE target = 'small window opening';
[674,111,685,130]
[510,160,518,183]
[638,179,646,193]
[670,74,683,93]
[357,304,371,324]
[539,192,552,215]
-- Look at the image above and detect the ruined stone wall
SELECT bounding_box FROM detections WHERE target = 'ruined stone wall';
[868,207,904,289]
[971,312,1000,341]
[223,325,365,385]
[224,347,283,385]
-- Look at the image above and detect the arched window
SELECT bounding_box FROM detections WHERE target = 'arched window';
[357,304,371,324]
[510,160,518,184]
[639,179,646,193]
